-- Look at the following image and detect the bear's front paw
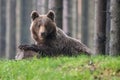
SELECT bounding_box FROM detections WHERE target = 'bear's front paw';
[18,44,40,52]
[18,44,31,50]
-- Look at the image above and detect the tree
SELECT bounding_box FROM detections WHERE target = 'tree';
[105,0,111,54]
[81,0,89,46]
[6,0,16,59]
[0,0,6,58]
[63,0,78,37]
[16,0,21,49]
[63,0,72,36]
[109,0,120,56]
[20,0,32,44]
[0,0,1,57]
[87,0,95,49]
[77,0,82,40]
[48,0,63,29]
[37,0,48,14]
[71,0,78,38]
[94,0,107,54]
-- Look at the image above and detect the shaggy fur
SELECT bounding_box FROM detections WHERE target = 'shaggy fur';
[18,10,92,57]
[15,49,39,60]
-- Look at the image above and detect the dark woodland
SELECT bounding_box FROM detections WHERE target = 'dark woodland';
[0,0,120,59]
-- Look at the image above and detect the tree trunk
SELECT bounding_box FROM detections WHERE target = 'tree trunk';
[32,0,37,10]
[94,0,107,54]
[16,0,22,53]
[77,0,82,40]
[81,0,89,46]
[37,0,48,14]
[106,0,111,54]
[20,0,32,44]
[48,0,63,29]
[72,0,78,38]
[87,0,95,50]
[63,0,69,35]
[63,0,73,36]
[6,0,16,59]
[0,0,6,58]
[63,0,78,38]
[0,0,1,57]
[109,0,120,56]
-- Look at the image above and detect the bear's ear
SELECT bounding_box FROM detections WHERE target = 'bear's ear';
[31,11,39,21]
[47,10,55,21]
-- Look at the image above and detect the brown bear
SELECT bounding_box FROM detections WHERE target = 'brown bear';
[19,10,92,57]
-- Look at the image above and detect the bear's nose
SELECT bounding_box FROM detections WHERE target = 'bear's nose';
[41,32,46,37]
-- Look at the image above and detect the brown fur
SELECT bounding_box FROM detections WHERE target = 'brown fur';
[18,10,92,57]
[15,49,39,60]
[30,11,57,45]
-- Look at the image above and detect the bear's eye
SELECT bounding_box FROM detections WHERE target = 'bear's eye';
[45,25,52,32]
[44,25,49,30]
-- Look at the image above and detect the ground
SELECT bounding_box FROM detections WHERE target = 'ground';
[0,55,120,80]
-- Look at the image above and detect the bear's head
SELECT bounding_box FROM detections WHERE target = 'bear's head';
[30,10,57,45]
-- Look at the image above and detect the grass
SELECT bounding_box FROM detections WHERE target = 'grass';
[0,55,120,80]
